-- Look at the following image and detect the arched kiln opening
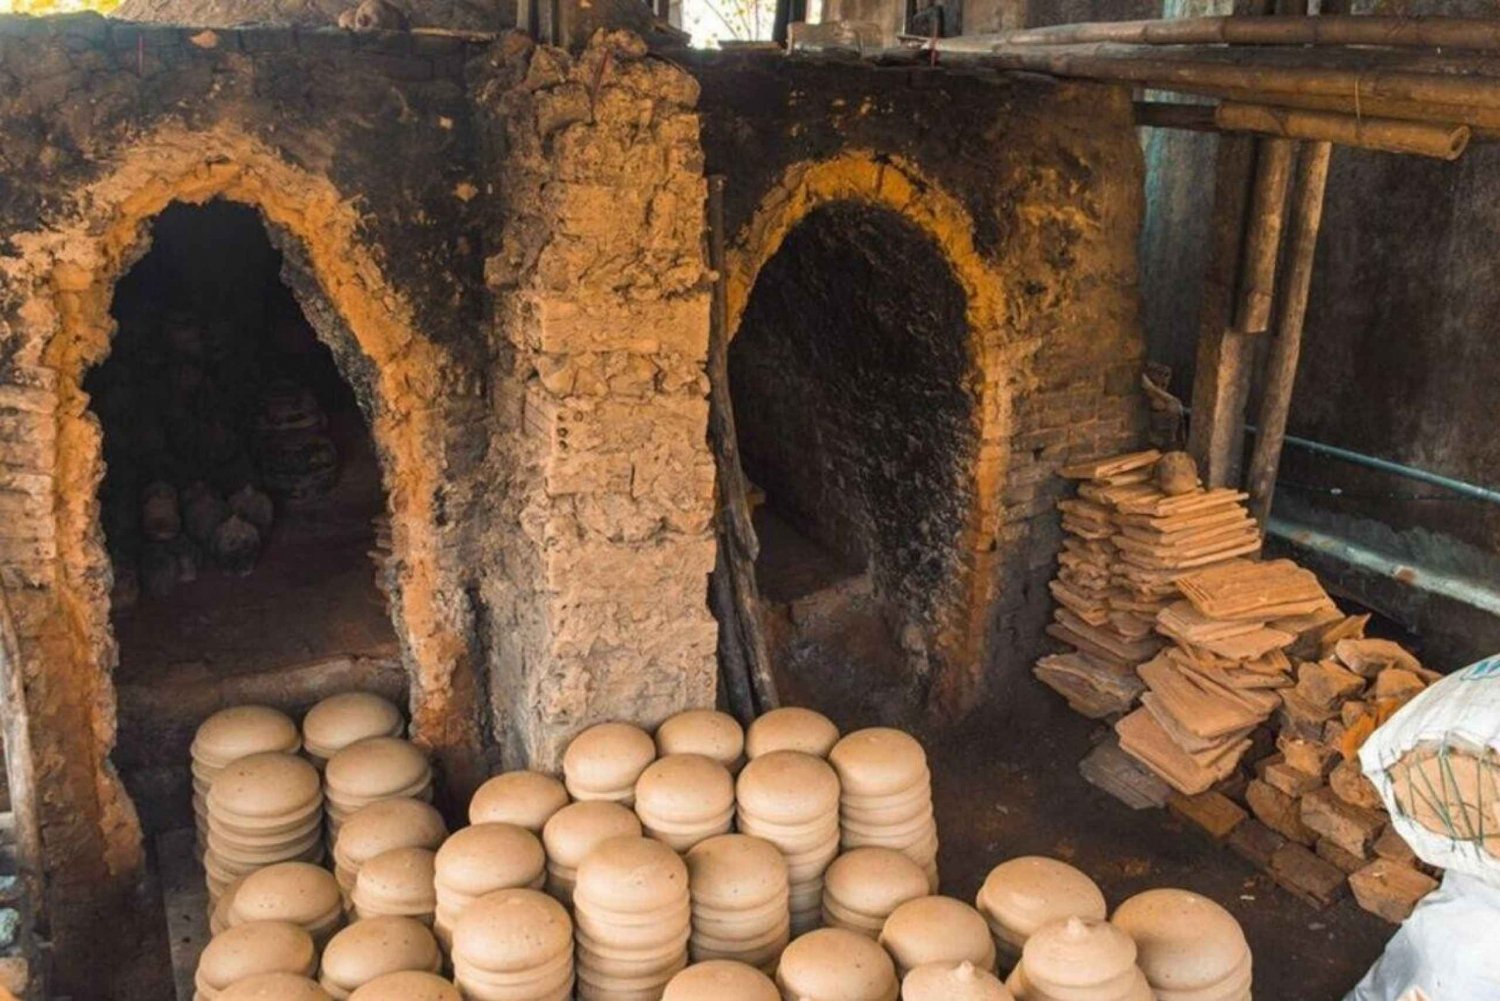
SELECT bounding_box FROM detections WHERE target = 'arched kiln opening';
[99,201,405,833]
[728,201,980,717]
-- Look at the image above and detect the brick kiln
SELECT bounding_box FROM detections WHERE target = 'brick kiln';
[0,12,1147,987]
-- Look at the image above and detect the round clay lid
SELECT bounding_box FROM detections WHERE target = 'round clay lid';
[197,921,316,990]
[745,708,839,760]
[573,835,689,913]
[451,888,573,972]
[335,798,448,866]
[1021,917,1137,990]
[207,752,321,820]
[230,863,342,926]
[829,729,928,799]
[355,847,437,907]
[879,896,994,973]
[320,916,440,989]
[217,973,332,1001]
[563,722,656,795]
[542,801,644,868]
[193,706,301,767]
[434,823,545,896]
[663,959,779,1001]
[636,754,735,824]
[656,711,746,767]
[325,738,430,798]
[347,971,461,1001]
[902,961,1013,1001]
[303,693,403,754]
[825,847,929,917]
[685,834,788,910]
[1109,888,1248,992]
[975,857,1106,940]
[468,770,570,831]
[776,927,897,1001]
[735,751,840,824]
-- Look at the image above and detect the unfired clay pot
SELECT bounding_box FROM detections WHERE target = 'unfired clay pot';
[435,823,547,899]
[193,706,301,770]
[574,836,692,998]
[563,722,657,803]
[333,798,447,892]
[228,862,343,940]
[822,847,929,936]
[744,707,839,760]
[468,770,570,832]
[636,754,736,851]
[325,738,431,803]
[302,693,404,762]
[574,835,689,914]
[195,921,316,996]
[656,711,746,771]
[217,973,332,1001]
[1108,889,1250,996]
[975,856,1107,958]
[901,961,1014,1001]
[208,753,322,822]
[776,927,899,1001]
[829,729,928,799]
[319,916,442,1000]
[451,888,573,972]
[345,971,461,1001]
[1014,917,1149,1001]
[878,896,997,977]
[352,847,437,922]
[662,959,779,1001]
[735,751,840,825]
[685,834,788,912]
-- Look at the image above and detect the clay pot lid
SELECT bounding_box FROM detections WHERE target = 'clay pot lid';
[976,856,1107,939]
[230,863,342,925]
[320,916,440,989]
[901,961,1014,1001]
[636,754,735,824]
[685,834,788,909]
[1021,917,1137,990]
[663,959,779,1001]
[451,888,573,971]
[563,722,656,795]
[346,971,462,1001]
[735,751,841,824]
[303,693,403,754]
[656,711,746,767]
[434,823,545,894]
[193,706,301,767]
[355,847,437,906]
[325,738,430,798]
[825,848,929,916]
[217,973,333,1000]
[542,801,644,868]
[335,798,448,865]
[1109,888,1248,992]
[776,927,897,1001]
[745,708,840,760]
[829,729,928,799]
[468,770,570,831]
[878,896,994,972]
[574,835,689,912]
[207,752,321,820]
[197,920,317,989]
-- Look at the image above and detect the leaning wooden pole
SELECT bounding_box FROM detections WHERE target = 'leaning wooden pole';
[986,15,1500,52]
[1215,102,1470,159]
[1246,141,1334,526]
[1234,136,1295,334]
[705,176,780,718]
[0,588,46,1001]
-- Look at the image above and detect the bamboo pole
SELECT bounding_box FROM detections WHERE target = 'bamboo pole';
[1247,141,1333,526]
[1235,136,1295,334]
[1216,101,1470,158]
[982,15,1500,52]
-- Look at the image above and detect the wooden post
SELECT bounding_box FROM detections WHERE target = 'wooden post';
[0,589,47,1001]
[1246,140,1333,525]
[705,177,781,719]
[1234,135,1295,334]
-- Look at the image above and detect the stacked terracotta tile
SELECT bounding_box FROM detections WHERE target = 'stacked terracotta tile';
[1116,558,1335,795]
[1035,450,1263,719]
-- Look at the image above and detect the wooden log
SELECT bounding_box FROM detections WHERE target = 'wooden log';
[1246,140,1331,526]
[1134,100,1218,132]
[980,15,1500,53]
[1217,101,1469,159]
[1235,135,1294,334]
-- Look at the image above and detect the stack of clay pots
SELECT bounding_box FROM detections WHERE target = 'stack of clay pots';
[830,728,939,891]
[433,823,547,950]
[683,834,790,973]
[347,972,461,1001]
[634,754,735,852]
[351,847,437,925]
[1109,890,1251,1001]
[469,771,571,832]
[662,960,779,1001]
[1005,917,1150,1001]
[451,888,575,1001]
[822,847,930,938]
[324,737,433,837]
[573,835,691,1000]
[744,707,839,760]
[333,798,447,894]
[735,751,841,934]
[975,857,1107,969]
[541,801,643,906]
[302,693,405,767]
[879,896,996,978]
[195,921,317,1000]
[563,723,657,805]
[204,752,324,900]
[656,710,746,773]
[319,916,442,1000]
[776,927,900,1001]
[901,961,1014,1001]
[191,706,301,853]
[218,973,333,1001]
[227,862,345,945]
